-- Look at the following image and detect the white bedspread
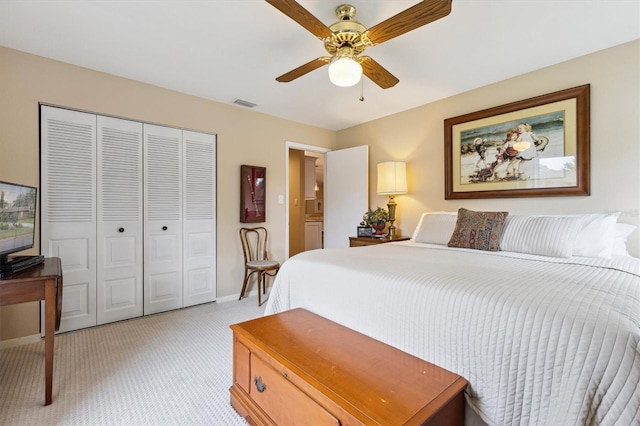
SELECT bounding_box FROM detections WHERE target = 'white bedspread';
[265,242,640,426]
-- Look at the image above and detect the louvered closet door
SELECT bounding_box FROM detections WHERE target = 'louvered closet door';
[144,124,183,314]
[183,130,216,306]
[41,106,97,332]
[97,116,143,324]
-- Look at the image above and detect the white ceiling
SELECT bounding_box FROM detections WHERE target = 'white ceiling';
[0,1,638,131]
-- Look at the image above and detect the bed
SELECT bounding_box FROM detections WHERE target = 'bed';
[264,210,640,425]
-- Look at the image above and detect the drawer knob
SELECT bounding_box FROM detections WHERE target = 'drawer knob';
[254,376,266,393]
[118,227,125,233]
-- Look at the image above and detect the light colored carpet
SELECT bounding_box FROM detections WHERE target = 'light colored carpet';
[0,297,266,425]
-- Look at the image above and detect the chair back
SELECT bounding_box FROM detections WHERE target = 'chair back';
[239,227,271,263]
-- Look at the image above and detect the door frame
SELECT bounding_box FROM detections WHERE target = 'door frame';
[285,141,330,260]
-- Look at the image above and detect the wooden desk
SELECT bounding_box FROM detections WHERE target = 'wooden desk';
[0,257,63,405]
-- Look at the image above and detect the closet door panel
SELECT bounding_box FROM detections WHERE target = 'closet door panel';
[97,116,143,324]
[183,131,217,306]
[47,237,93,328]
[41,106,97,332]
[144,124,183,314]
[183,231,214,304]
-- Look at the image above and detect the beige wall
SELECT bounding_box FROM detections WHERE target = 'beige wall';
[337,40,640,258]
[0,46,335,341]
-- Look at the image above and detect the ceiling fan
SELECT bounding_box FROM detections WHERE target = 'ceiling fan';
[265,0,453,89]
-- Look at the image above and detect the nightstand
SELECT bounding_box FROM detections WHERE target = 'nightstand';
[349,236,410,247]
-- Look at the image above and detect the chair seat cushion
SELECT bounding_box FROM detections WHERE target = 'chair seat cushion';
[247,260,279,270]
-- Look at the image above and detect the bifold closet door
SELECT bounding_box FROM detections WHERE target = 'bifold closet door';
[97,116,143,324]
[43,106,216,327]
[41,106,97,332]
[183,130,216,306]
[144,124,183,314]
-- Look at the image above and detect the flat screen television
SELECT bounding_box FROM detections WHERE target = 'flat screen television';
[0,181,37,265]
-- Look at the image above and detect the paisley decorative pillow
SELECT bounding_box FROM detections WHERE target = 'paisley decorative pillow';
[448,208,508,251]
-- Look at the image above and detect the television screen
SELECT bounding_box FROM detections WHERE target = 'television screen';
[0,181,37,261]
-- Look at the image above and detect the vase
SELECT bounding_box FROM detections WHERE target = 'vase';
[371,221,386,236]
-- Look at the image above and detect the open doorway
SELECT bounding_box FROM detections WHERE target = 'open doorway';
[285,142,329,259]
[285,142,369,258]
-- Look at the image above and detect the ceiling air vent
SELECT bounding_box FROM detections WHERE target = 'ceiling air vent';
[233,99,257,108]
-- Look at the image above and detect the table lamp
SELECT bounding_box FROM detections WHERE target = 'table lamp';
[377,161,408,239]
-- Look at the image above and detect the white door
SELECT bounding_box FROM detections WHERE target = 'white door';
[97,116,143,324]
[144,124,183,314]
[324,146,369,248]
[41,105,97,332]
[182,130,216,306]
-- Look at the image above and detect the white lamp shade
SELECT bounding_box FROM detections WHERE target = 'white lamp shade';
[377,161,408,195]
[328,57,362,87]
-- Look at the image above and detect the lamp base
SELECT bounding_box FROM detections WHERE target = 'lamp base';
[388,223,397,239]
[387,195,397,239]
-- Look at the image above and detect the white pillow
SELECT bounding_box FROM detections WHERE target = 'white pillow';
[611,223,636,257]
[411,211,457,240]
[412,212,458,245]
[572,213,620,258]
[500,215,585,258]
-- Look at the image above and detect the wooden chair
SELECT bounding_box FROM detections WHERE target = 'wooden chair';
[239,227,280,306]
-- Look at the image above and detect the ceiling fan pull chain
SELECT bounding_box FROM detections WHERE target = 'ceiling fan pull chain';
[359,78,365,102]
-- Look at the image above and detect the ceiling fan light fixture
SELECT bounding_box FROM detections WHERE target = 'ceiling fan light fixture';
[328,57,362,87]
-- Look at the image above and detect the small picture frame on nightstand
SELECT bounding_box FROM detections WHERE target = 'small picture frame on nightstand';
[357,226,373,237]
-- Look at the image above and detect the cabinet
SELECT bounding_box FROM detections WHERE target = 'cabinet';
[304,221,323,250]
[230,308,467,426]
[41,105,216,332]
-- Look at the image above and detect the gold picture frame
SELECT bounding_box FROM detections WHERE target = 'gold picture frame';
[444,85,590,199]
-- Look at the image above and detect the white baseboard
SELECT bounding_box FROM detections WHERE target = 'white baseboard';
[216,288,259,303]
[1,291,261,348]
[0,334,41,350]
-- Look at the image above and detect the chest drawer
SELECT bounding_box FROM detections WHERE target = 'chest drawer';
[250,353,339,425]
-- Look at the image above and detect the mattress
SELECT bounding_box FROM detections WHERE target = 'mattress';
[265,242,640,425]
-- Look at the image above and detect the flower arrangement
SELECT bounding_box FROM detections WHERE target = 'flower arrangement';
[362,207,389,226]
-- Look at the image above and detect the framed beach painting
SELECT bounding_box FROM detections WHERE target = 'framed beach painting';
[240,165,266,223]
[444,85,590,199]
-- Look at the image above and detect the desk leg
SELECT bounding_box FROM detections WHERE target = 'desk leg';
[44,278,56,405]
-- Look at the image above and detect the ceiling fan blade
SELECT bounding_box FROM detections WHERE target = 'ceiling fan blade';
[366,0,452,45]
[276,57,332,82]
[265,0,333,39]
[359,57,399,89]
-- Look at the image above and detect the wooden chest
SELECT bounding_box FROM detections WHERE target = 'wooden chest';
[230,308,468,425]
